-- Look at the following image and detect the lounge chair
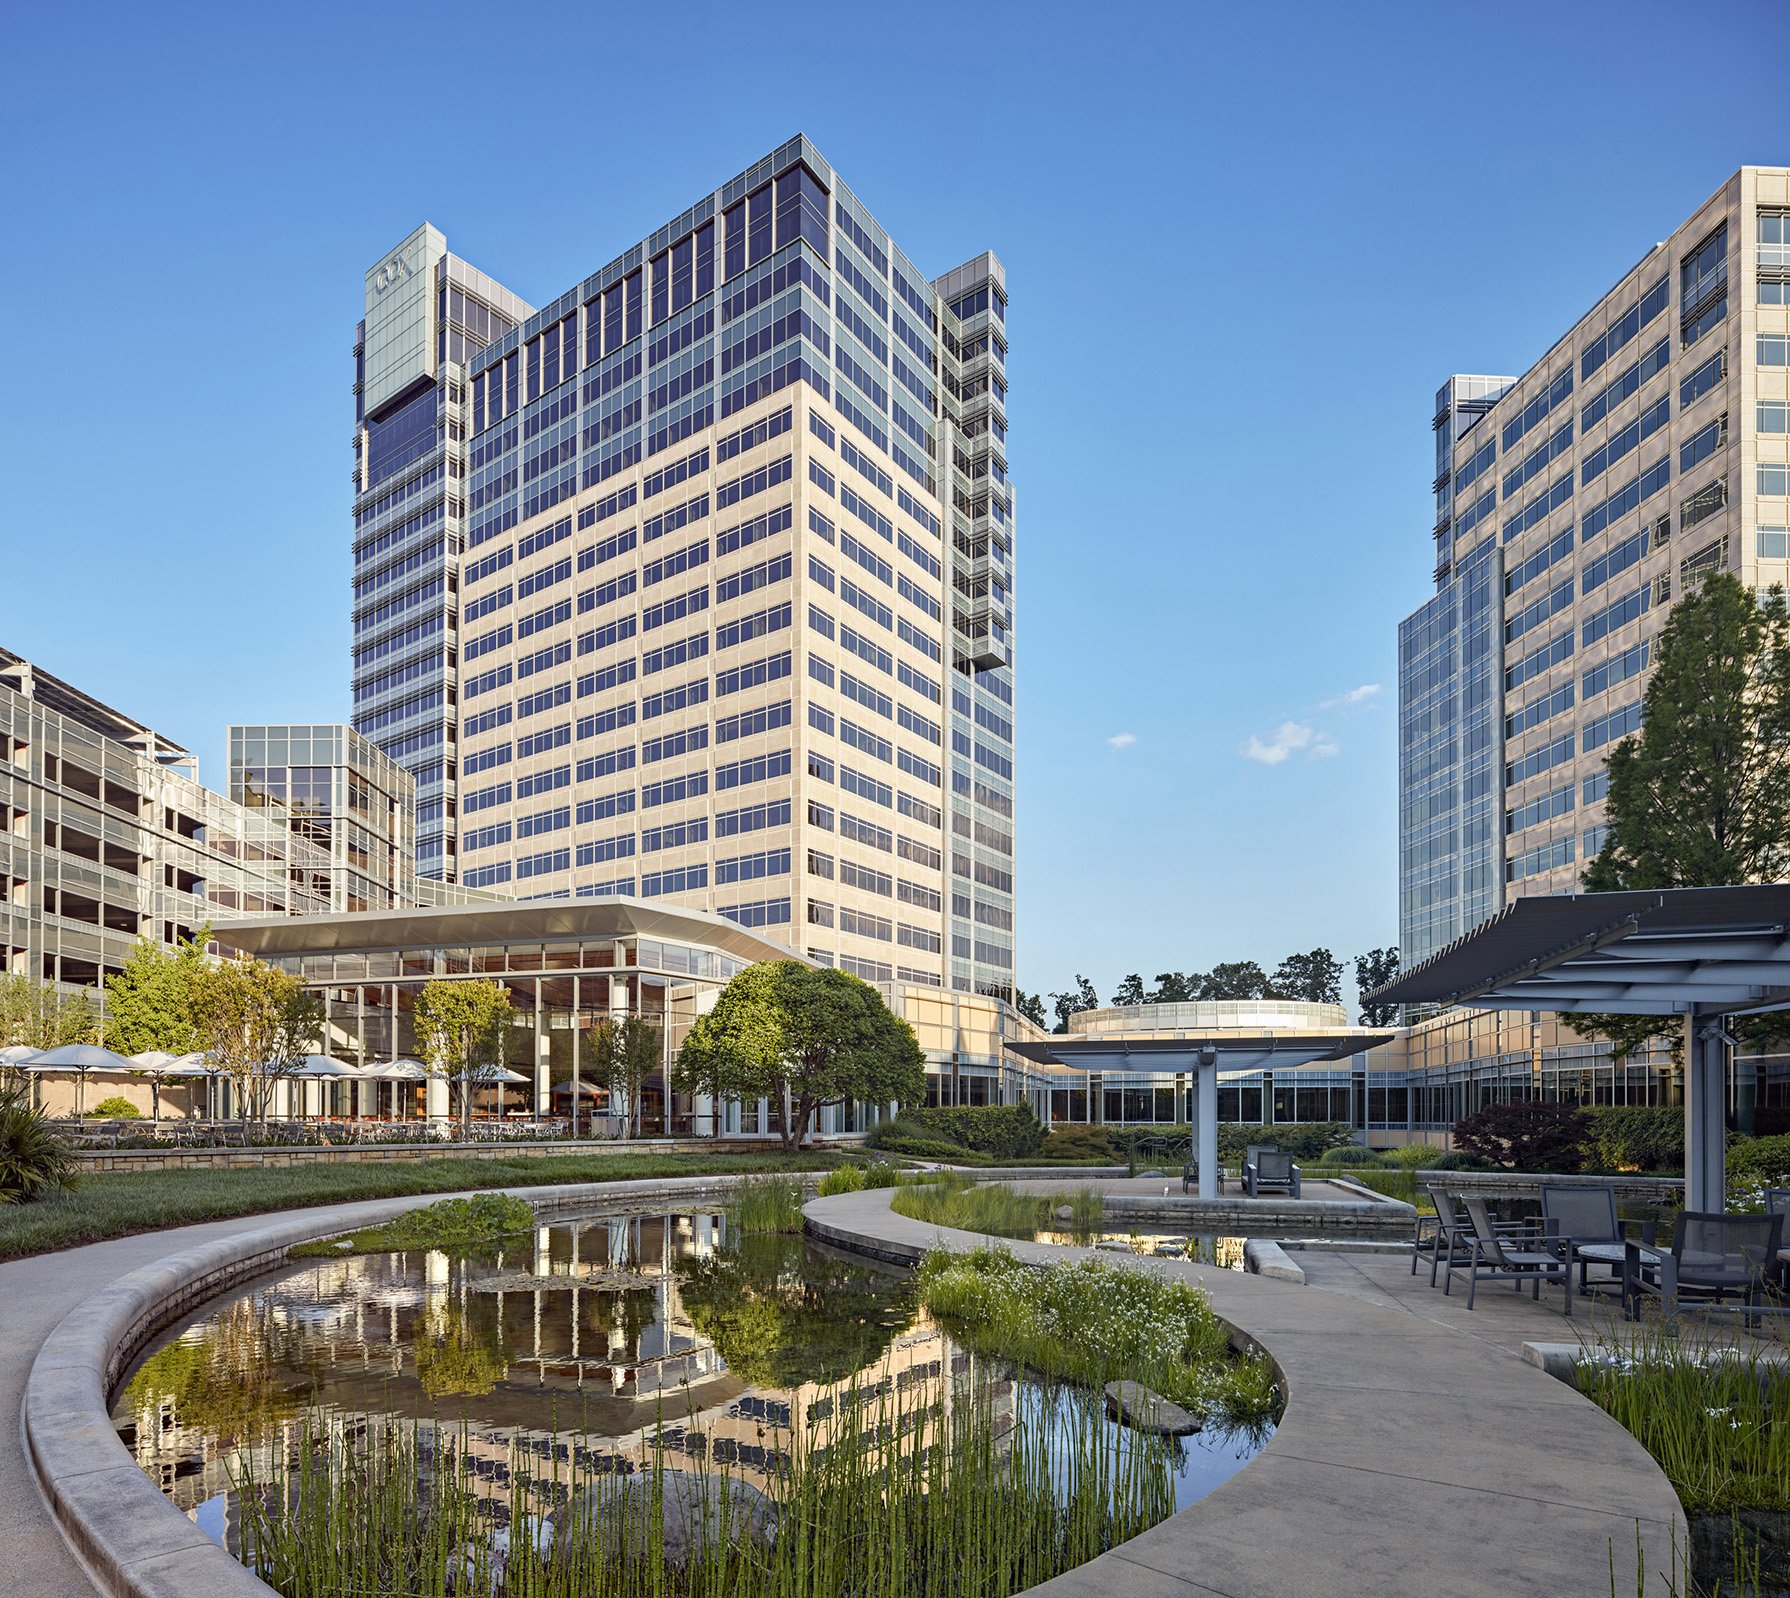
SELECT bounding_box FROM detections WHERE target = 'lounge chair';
[1767,1190,1790,1271]
[1623,1211,1785,1324]
[1413,1185,1475,1284]
[1244,1148,1300,1198]
[1180,1152,1220,1195]
[1540,1183,1658,1297]
[1445,1195,1573,1315]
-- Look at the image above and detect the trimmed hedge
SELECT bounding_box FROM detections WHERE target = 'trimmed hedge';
[1728,1133,1790,1190]
[1584,1106,1683,1172]
[877,1106,1047,1160]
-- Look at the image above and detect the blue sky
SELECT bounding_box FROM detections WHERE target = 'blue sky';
[3,0,1786,1010]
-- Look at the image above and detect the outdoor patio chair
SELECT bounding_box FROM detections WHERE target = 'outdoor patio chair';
[1767,1190,1790,1268]
[1540,1183,1657,1297]
[1243,1148,1300,1198]
[1412,1185,1472,1282]
[1444,1195,1573,1316]
[1623,1210,1785,1324]
[1181,1150,1220,1194]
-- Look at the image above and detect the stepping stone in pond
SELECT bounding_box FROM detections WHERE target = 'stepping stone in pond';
[1104,1380,1200,1436]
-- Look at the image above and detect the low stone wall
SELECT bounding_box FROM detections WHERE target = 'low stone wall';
[22,1172,804,1598]
[74,1137,849,1175]
[1417,1169,1683,1202]
[1095,1194,1411,1231]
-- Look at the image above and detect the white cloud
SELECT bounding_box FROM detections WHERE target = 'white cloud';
[1320,683,1382,710]
[1241,722,1317,765]
[1107,732,1137,750]
[1241,721,1342,765]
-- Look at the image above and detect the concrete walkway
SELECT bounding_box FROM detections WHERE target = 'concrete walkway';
[806,1187,1690,1598]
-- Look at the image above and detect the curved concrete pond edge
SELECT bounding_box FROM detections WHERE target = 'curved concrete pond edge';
[22,1175,765,1598]
[803,1188,1689,1598]
[22,1175,1689,1598]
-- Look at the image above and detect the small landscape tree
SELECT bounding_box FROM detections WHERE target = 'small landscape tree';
[1451,1100,1590,1173]
[102,928,209,1056]
[673,961,926,1151]
[0,970,97,1053]
[413,978,513,1138]
[585,1014,663,1138]
[190,955,321,1129]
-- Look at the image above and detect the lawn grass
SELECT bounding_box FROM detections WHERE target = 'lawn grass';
[0,1149,844,1263]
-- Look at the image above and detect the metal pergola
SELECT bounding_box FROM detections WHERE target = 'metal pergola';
[1368,885,1790,1210]
[1009,1031,1389,1198]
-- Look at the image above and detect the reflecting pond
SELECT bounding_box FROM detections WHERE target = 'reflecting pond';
[113,1209,1270,1559]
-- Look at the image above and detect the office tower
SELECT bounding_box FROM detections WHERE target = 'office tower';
[1399,167,1790,964]
[228,724,416,913]
[351,226,531,881]
[438,135,1016,997]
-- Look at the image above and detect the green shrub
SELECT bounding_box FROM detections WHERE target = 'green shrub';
[1727,1133,1790,1191]
[89,1096,142,1120]
[882,1105,1047,1159]
[1385,1143,1442,1169]
[865,1124,988,1164]
[1422,1149,1482,1171]
[1584,1106,1682,1171]
[1217,1122,1352,1162]
[1318,1145,1388,1168]
[0,1088,78,1204]
[1037,1126,1121,1163]
[817,1165,866,1197]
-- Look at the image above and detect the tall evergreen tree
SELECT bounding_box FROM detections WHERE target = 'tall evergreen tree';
[1110,973,1146,1006]
[1573,574,1790,1059]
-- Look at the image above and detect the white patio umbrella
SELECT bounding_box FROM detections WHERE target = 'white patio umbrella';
[0,1045,42,1066]
[127,1051,181,1121]
[289,1054,361,1077]
[29,1043,135,1117]
[457,1066,530,1084]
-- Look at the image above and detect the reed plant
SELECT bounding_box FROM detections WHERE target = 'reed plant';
[917,1246,1280,1427]
[1577,1329,1790,1516]
[889,1175,1104,1242]
[725,1174,806,1234]
[238,1367,1177,1597]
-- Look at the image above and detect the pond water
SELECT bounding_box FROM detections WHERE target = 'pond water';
[112,1208,1271,1557]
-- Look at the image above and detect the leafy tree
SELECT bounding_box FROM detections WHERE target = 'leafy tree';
[1047,974,1100,1033]
[1573,575,1790,1061]
[413,978,513,1138]
[585,1014,663,1138]
[102,928,209,1055]
[191,955,322,1129]
[1013,990,1047,1029]
[673,961,925,1151]
[1270,948,1343,1005]
[1110,973,1146,1007]
[1353,946,1401,1026]
[1198,961,1272,1001]
[1451,1100,1590,1173]
[0,971,96,1052]
[1151,972,1198,1003]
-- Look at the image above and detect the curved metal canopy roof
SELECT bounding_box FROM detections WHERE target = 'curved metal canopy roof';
[1367,885,1790,1016]
[1009,1030,1391,1075]
[215,896,802,970]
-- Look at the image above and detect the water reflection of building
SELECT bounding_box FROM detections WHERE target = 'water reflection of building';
[115,1211,1008,1540]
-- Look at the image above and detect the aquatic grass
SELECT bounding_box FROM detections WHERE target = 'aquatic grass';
[889,1175,1105,1241]
[293,1191,538,1258]
[237,1367,1179,1598]
[917,1246,1280,1428]
[1576,1328,1790,1516]
[0,1149,844,1261]
[725,1174,806,1234]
